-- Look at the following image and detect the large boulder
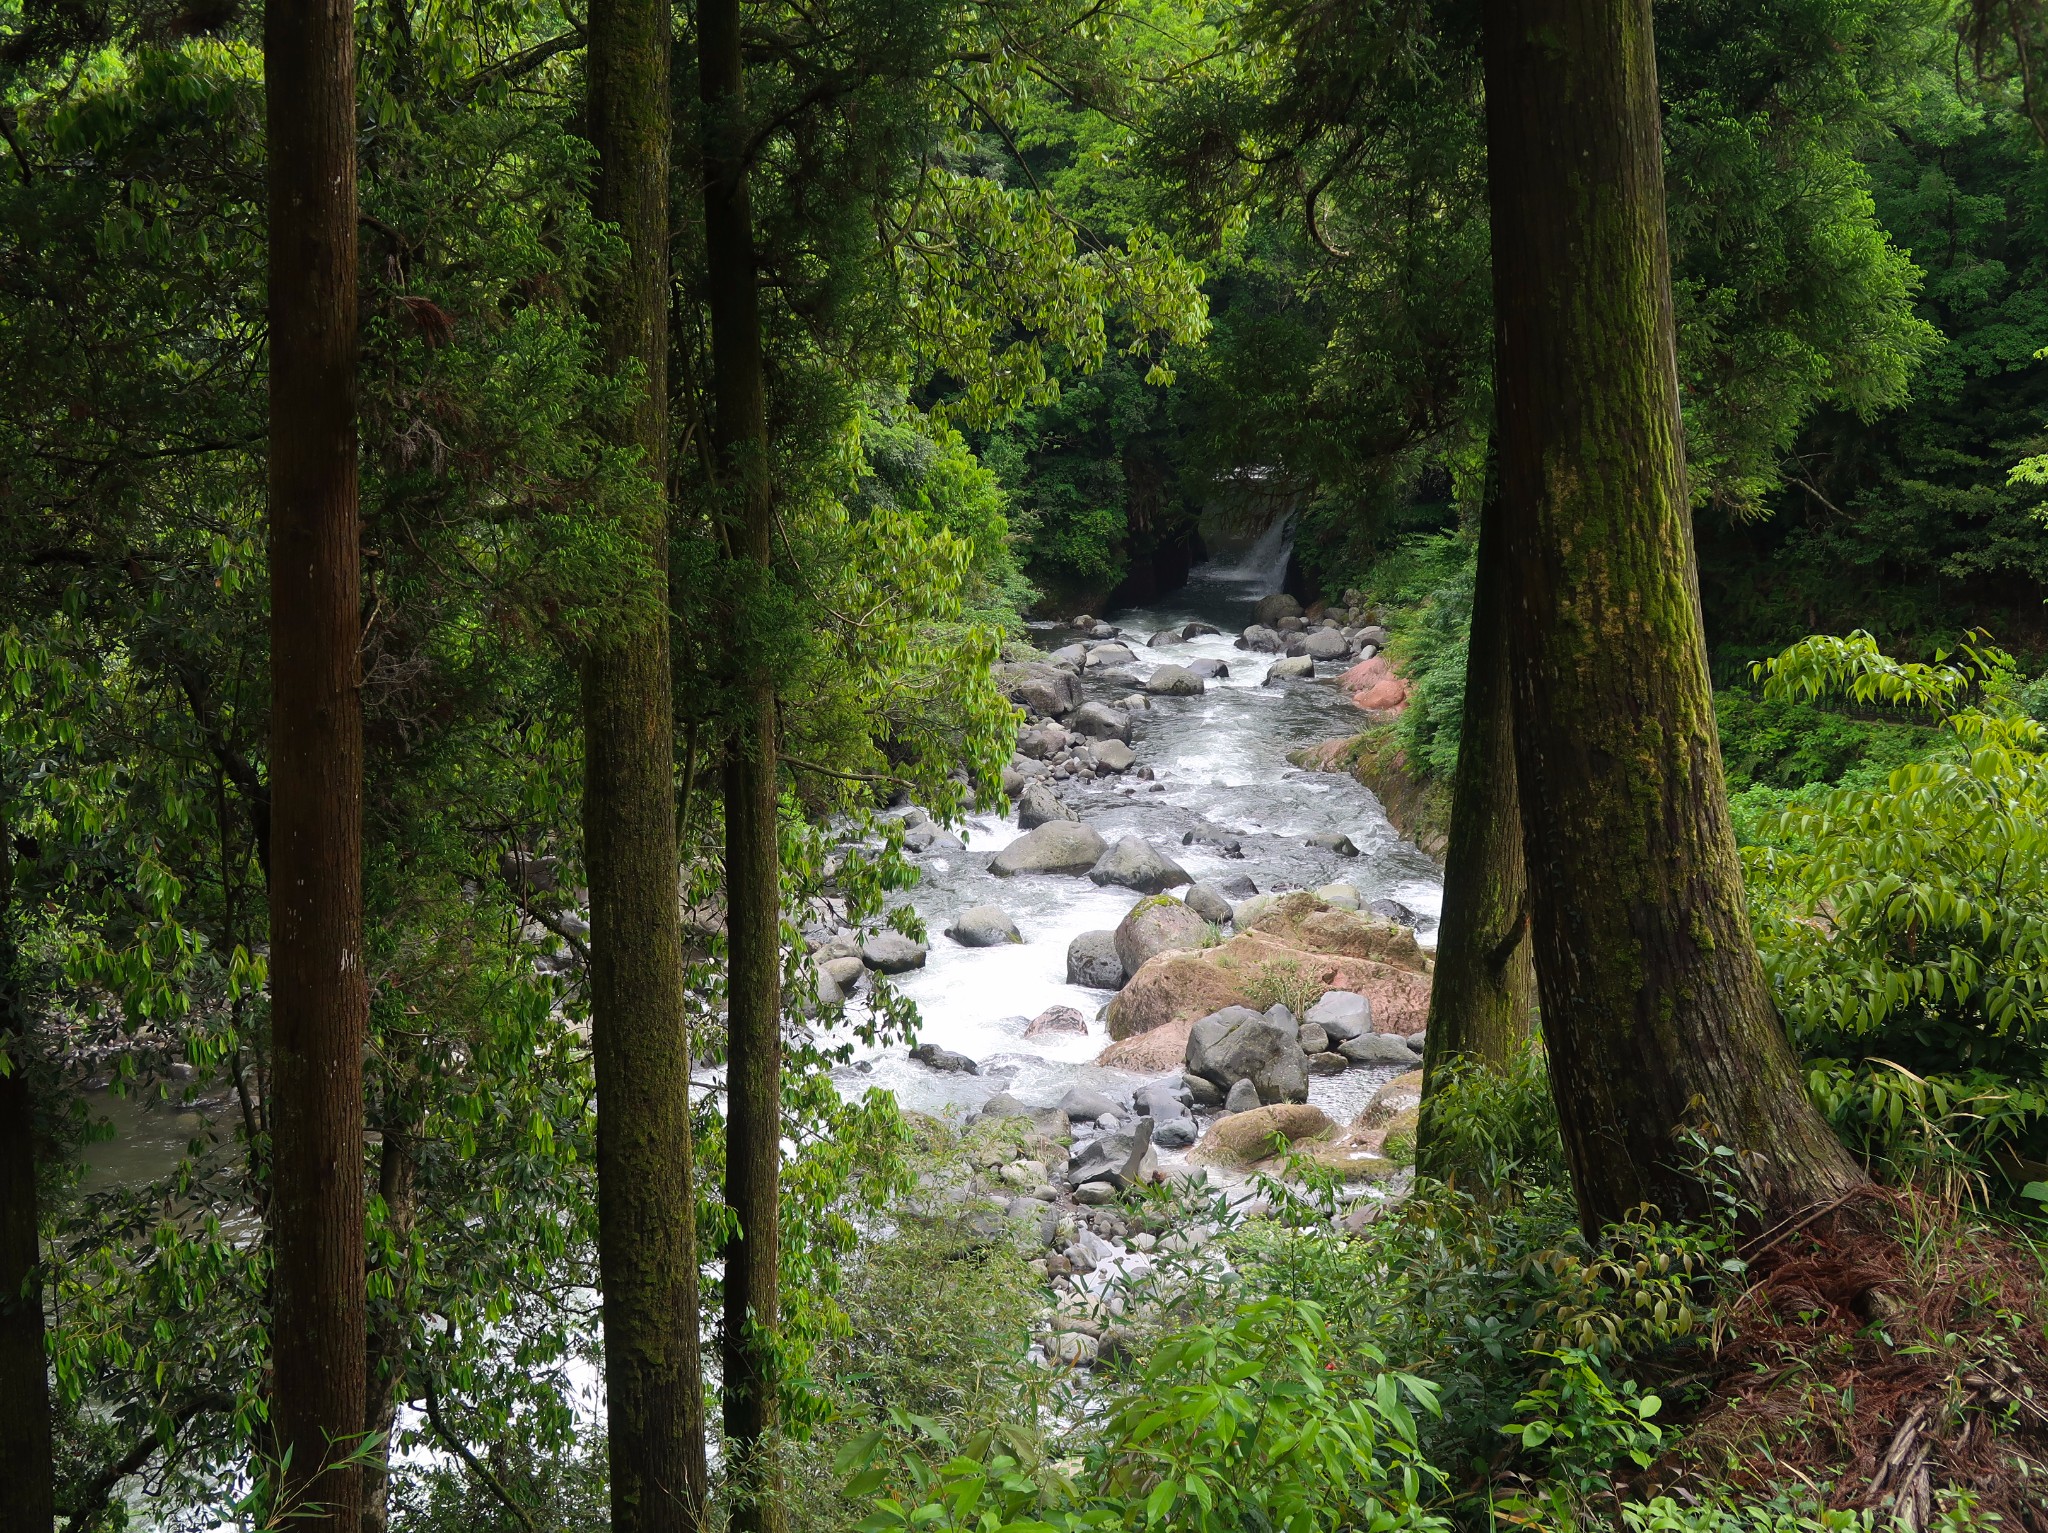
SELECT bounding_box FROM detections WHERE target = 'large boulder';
[991,821,1109,877]
[1184,881,1234,926]
[1338,1033,1417,1066]
[1305,990,1372,1041]
[1191,1104,1333,1168]
[909,1042,976,1073]
[1185,1005,1309,1104]
[1066,930,1125,988]
[1068,701,1134,743]
[1049,642,1089,668]
[1086,642,1136,668]
[861,932,928,973]
[1186,657,1230,680]
[1016,781,1078,829]
[1264,656,1315,684]
[1356,1069,1424,1129]
[946,905,1022,947]
[1303,627,1352,661]
[995,661,1081,717]
[1253,592,1304,627]
[1113,895,1209,979]
[1066,1118,1156,1189]
[1145,628,1186,648]
[1244,892,1431,971]
[1059,1086,1123,1122]
[1024,1005,1088,1037]
[1238,624,1286,653]
[1089,837,1192,894]
[1090,739,1137,773]
[1145,664,1205,696]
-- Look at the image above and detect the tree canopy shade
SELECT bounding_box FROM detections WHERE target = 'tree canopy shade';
[1483,0,1870,1232]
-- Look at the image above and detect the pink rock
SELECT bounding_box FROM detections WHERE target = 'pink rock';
[1337,655,1391,692]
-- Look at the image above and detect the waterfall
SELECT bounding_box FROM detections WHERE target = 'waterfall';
[1214,509,1296,595]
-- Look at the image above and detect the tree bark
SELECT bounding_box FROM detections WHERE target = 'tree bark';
[700,3,782,1529]
[265,0,369,1516]
[583,0,709,1524]
[0,825,54,1533]
[1482,0,1868,1234]
[1417,489,1535,1172]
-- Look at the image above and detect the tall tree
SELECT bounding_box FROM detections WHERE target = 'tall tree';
[699,0,781,1527]
[265,0,369,1516]
[582,0,709,1522]
[1417,487,1534,1160]
[0,824,53,1533]
[1482,0,1869,1233]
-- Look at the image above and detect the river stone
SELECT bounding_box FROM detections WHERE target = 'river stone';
[1017,780,1078,829]
[1308,830,1360,856]
[1338,1033,1417,1066]
[821,955,866,993]
[1086,642,1136,668]
[1264,656,1314,683]
[1073,1182,1117,1207]
[1214,872,1259,899]
[1303,627,1351,660]
[1186,1005,1309,1103]
[1193,1103,1335,1169]
[991,821,1109,877]
[1223,1078,1261,1115]
[1145,664,1205,696]
[1231,893,1279,927]
[1068,701,1134,743]
[1356,625,1389,647]
[1306,990,1372,1040]
[1299,1022,1330,1055]
[1186,1074,1223,1108]
[1182,621,1222,637]
[809,966,845,1011]
[1049,642,1089,668]
[909,1043,977,1073]
[996,661,1082,717]
[1369,897,1421,925]
[1182,826,1244,857]
[1016,724,1069,760]
[1024,1005,1088,1037]
[1072,613,1097,629]
[975,1094,1073,1140]
[1184,881,1234,925]
[1315,882,1362,910]
[1067,1117,1156,1189]
[947,904,1022,947]
[1146,628,1185,647]
[1090,837,1193,894]
[1066,929,1125,988]
[862,932,928,972]
[1153,1116,1198,1150]
[1114,895,1209,978]
[1059,1086,1122,1122]
[1277,615,1306,634]
[1000,765,1025,798]
[1253,592,1303,627]
[1185,657,1229,680]
[904,824,962,853]
[1309,1051,1348,1075]
[1138,1080,1191,1119]
[1090,739,1137,773]
[1239,624,1286,652]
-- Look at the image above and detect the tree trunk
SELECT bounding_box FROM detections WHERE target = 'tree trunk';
[1481,0,1868,1234]
[700,3,782,1528]
[265,0,369,1516]
[0,826,54,1533]
[1417,489,1534,1171]
[359,1119,415,1533]
[583,0,709,1523]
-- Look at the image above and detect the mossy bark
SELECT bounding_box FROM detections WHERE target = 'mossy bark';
[1418,491,1534,1173]
[1482,0,1867,1232]
[583,0,708,1523]
[0,828,53,1533]
[700,2,783,1529]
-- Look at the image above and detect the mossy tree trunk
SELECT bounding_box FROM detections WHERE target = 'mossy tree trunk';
[1482,0,1868,1233]
[1417,489,1535,1172]
[264,0,369,1517]
[700,2,783,1529]
[0,825,53,1533]
[583,0,709,1523]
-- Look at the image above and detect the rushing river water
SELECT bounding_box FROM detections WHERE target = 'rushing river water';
[830,533,1444,1131]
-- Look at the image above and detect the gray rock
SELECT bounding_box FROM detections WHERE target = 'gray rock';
[946,904,1022,947]
[909,1043,977,1073]
[1308,830,1359,856]
[1186,1006,1310,1103]
[1059,1086,1122,1122]
[1181,826,1245,858]
[1283,634,1310,657]
[991,820,1109,877]
[1407,1032,1427,1056]
[1113,895,1209,977]
[1338,1033,1418,1067]
[1016,725,1070,760]
[1145,628,1185,647]
[1253,592,1304,627]
[1184,881,1234,925]
[1263,656,1315,684]
[1067,1118,1156,1189]
[862,932,929,973]
[1049,642,1089,668]
[1306,990,1372,1039]
[1277,615,1306,634]
[904,824,963,854]
[1231,893,1278,927]
[1314,882,1362,910]
[1214,872,1259,899]
[995,661,1082,717]
[1185,657,1230,680]
[1182,621,1221,638]
[810,966,845,1010]
[1264,1002,1297,1028]
[822,955,866,992]
[1024,1005,1089,1037]
[1303,627,1351,660]
[1090,739,1137,773]
[1186,1074,1223,1108]
[1356,625,1389,648]
[1309,1051,1349,1075]
[1224,1078,1262,1115]
[1152,1116,1198,1150]
[1145,664,1205,696]
[1137,1081,1191,1120]
[1238,624,1286,653]
[1086,642,1136,668]
[1000,766,1026,798]
[1066,929,1125,988]
[1298,1023,1329,1055]
[1017,780,1078,829]
[1368,897,1420,925]
[1068,701,1134,743]
[1089,836,1192,894]
[1073,1181,1118,1206]
[974,1095,1072,1140]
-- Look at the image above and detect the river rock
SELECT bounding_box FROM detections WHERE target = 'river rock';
[1072,613,1097,629]
[1185,1074,1223,1108]
[1086,642,1136,668]
[1089,837,1192,894]
[904,824,962,853]
[1066,930,1124,988]
[810,966,845,1010]
[947,905,1022,947]
[1186,1005,1309,1103]
[991,820,1108,877]
[909,1043,977,1073]
[1024,1005,1088,1038]
[1114,895,1210,977]
[1307,830,1359,856]
[1224,1078,1261,1114]
[1067,1118,1156,1189]
[1368,897,1421,925]
[1339,1033,1417,1066]
[1145,664,1205,696]
[862,932,928,972]
[1306,990,1372,1039]
[1184,881,1234,925]
[1059,1086,1122,1122]
[975,1094,1073,1140]
[1214,872,1259,899]
[1090,739,1137,773]
[1253,592,1303,627]
[1049,642,1089,668]
[1277,615,1306,634]
[1068,701,1133,743]
[821,955,866,993]
[1238,624,1286,652]
[1182,825,1245,857]
[1303,627,1352,660]
[1264,656,1314,683]
[1185,657,1229,680]
[1016,724,1070,760]
[1182,621,1221,638]
[1000,765,1025,798]
[1146,628,1185,647]
[1138,1080,1191,1118]
[1231,894,1278,927]
[1309,1051,1348,1074]
[1017,780,1078,829]
[1315,883,1361,910]
[1298,1022,1329,1055]
[1358,1069,1424,1127]
[1152,1116,1198,1150]
[1356,625,1388,648]
[996,661,1082,717]
[1246,893,1430,971]
[1193,1103,1334,1168]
